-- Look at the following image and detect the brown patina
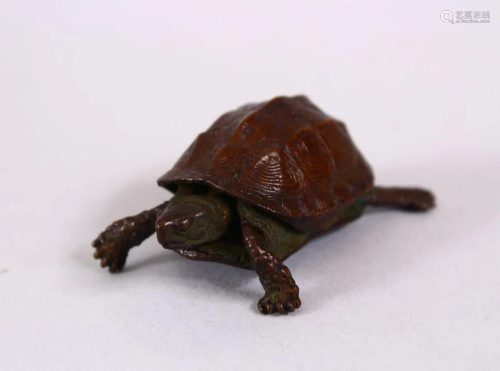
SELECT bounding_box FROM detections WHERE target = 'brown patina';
[92,96,435,315]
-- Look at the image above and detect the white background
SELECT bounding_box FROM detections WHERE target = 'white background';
[1,1,499,370]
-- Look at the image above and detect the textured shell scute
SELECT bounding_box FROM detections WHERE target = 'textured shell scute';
[158,96,374,217]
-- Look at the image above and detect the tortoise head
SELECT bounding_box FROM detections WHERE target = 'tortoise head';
[155,193,233,250]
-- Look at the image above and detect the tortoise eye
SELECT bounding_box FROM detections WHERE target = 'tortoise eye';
[176,218,193,233]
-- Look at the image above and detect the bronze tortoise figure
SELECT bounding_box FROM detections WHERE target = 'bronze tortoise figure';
[92,95,435,315]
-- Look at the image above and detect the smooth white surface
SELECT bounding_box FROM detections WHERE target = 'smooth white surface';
[1,1,499,370]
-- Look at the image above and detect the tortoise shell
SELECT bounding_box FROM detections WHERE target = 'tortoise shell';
[158,95,374,218]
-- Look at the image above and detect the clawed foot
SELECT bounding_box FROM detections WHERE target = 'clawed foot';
[91,202,167,272]
[258,284,301,315]
[92,220,132,273]
[254,252,301,315]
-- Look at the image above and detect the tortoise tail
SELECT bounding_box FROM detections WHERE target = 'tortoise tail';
[368,186,435,211]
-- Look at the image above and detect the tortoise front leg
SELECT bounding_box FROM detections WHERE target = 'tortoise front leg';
[92,201,169,272]
[241,223,301,315]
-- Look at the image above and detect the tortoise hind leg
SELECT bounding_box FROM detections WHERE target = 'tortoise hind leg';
[369,186,435,211]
